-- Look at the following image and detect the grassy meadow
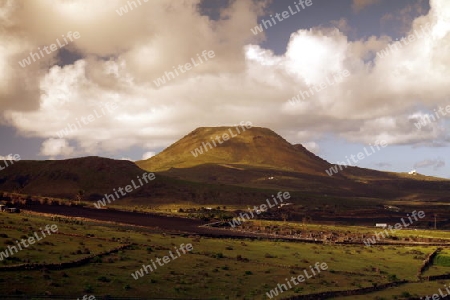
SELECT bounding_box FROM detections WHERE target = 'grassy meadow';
[0,211,449,299]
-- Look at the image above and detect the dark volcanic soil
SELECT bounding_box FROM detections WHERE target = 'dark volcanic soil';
[21,204,450,246]
[22,205,254,237]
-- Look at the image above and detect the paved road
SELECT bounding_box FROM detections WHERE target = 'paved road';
[23,205,258,238]
[23,205,450,245]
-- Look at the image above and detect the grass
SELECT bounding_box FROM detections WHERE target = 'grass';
[0,211,449,299]
[335,281,450,300]
[434,250,450,267]
[422,248,450,277]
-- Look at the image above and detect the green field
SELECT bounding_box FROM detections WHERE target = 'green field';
[0,212,449,299]
[336,281,450,300]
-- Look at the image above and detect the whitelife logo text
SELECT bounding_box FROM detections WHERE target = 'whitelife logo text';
[0,225,58,261]
[94,172,155,209]
[18,31,80,68]
[376,23,432,59]
[116,0,149,16]
[266,262,328,298]
[325,140,388,176]
[251,0,313,35]
[288,69,350,106]
[421,283,450,300]
[363,211,425,246]
[153,50,215,87]
[228,192,291,228]
[414,104,450,130]
[0,154,21,171]
[56,102,119,139]
[131,243,193,280]
[191,121,253,158]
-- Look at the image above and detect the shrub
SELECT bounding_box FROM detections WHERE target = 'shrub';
[388,274,398,282]
[401,291,411,297]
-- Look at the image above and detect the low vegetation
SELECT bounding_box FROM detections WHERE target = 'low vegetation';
[1,211,449,299]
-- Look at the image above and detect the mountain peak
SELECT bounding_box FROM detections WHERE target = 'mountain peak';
[136,126,330,174]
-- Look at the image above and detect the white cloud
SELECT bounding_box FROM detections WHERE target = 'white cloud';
[303,142,320,154]
[0,0,449,159]
[142,151,156,160]
[39,138,74,157]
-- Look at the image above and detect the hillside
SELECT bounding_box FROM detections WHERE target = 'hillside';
[0,127,448,207]
[135,126,450,202]
[0,157,149,199]
[136,126,331,174]
[0,156,310,205]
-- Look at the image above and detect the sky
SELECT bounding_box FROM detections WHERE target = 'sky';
[0,0,449,178]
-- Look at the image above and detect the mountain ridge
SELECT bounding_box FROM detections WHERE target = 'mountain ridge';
[0,127,448,205]
[136,126,332,175]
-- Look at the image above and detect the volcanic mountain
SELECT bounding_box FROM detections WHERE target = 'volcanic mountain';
[0,127,448,206]
[136,126,449,201]
[136,126,331,174]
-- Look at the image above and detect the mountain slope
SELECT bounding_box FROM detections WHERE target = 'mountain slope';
[0,156,148,199]
[0,156,302,205]
[136,126,331,174]
[0,128,448,207]
[136,126,450,201]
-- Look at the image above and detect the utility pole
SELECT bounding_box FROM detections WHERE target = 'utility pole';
[434,214,437,230]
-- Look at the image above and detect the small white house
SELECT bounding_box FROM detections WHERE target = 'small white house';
[408,170,418,175]
[375,223,387,228]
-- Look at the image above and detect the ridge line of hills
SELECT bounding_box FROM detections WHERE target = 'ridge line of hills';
[0,126,448,205]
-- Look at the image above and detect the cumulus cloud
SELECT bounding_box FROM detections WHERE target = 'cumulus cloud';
[303,142,320,154]
[1,0,449,159]
[141,151,156,160]
[329,18,353,35]
[381,0,428,34]
[39,138,74,158]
